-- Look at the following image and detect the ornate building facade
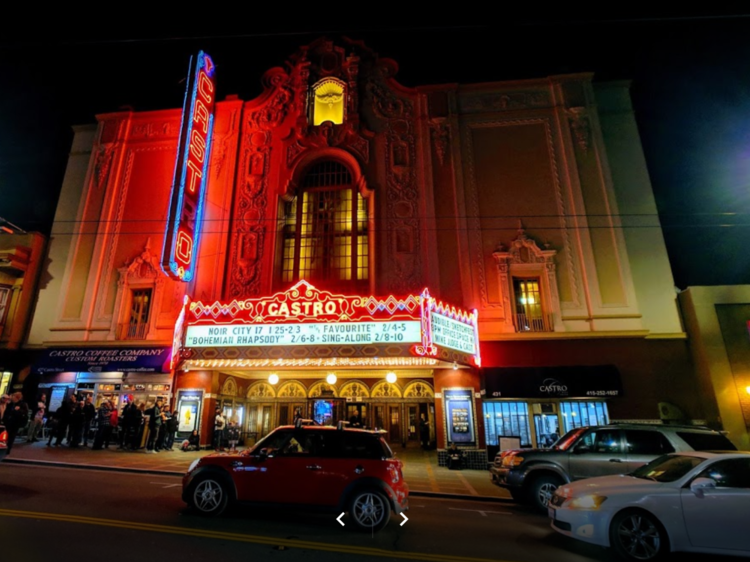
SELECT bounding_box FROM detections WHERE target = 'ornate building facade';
[27,37,717,456]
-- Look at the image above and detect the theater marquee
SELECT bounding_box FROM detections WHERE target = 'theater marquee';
[174,280,480,370]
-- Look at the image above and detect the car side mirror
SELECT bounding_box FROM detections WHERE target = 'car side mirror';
[690,477,716,497]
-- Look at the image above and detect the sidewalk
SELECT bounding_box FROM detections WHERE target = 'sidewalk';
[3,439,511,501]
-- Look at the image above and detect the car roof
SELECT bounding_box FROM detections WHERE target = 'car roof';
[277,424,383,435]
[594,423,720,432]
[668,450,750,459]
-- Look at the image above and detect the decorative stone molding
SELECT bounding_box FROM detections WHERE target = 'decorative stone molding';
[403,380,434,399]
[567,107,590,154]
[221,377,238,397]
[246,381,276,399]
[429,120,450,166]
[371,380,402,398]
[277,381,307,399]
[339,380,370,399]
[492,224,562,332]
[459,90,550,113]
[309,382,337,398]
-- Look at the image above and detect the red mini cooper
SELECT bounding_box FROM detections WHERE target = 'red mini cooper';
[182,420,409,532]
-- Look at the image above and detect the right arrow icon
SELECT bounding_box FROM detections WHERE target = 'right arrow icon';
[400,513,408,526]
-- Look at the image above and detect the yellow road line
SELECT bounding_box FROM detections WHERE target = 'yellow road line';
[0,509,503,562]
[423,461,440,492]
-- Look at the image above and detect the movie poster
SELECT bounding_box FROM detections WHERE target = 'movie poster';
[444,388,476,445]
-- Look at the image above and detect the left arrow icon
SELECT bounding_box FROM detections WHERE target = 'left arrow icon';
[336,512,345,526]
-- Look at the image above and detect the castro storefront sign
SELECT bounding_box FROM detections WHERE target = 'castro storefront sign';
[482,365,622,399]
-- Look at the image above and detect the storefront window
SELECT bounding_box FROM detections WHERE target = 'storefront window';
[560,401,609,432]
[483,401,531,448]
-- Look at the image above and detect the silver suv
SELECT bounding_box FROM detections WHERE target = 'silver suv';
[490,423,737,512]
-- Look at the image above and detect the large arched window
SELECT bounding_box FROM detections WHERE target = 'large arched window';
[281,161,368,290]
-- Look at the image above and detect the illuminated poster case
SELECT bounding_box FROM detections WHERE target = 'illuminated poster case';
[443,388,476,446]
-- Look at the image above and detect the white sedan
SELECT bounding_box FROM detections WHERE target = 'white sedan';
[548,450,750,561]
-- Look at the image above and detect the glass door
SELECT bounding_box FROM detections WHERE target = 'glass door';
[533,412,560,447]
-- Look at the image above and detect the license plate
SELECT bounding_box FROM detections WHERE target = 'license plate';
[548,507,556,520]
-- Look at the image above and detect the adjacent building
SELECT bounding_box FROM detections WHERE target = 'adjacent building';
[26,37,715,456]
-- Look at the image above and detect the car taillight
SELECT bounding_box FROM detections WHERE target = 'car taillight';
[0,429,7,447]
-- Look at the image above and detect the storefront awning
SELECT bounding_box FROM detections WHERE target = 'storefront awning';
[32,347,172,374]
[482,365,622,399]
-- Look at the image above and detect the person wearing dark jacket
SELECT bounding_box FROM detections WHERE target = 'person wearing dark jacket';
[165,409,179,450]
[181,430,200,452]
[92,401,111,450]
[82,395,96,447]
[146,398,164,453]
[68,401,85,447]
[52,395,76,446]
[3,392,29,454]
[130,402,145,450]
[119,401,136,450]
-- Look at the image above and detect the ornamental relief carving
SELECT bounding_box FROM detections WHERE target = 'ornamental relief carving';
[277,381,307,398]
[367,79,414,120]
[403,380,434,398]
[221,377,238,397]
[429,121,451,166]
[338,381,370,398]
[308,382,337,398]
[247,382,276,399]
[371,381,402,398]
[566,107,591,154]
[130,121,174,139]
[459,90,550,113]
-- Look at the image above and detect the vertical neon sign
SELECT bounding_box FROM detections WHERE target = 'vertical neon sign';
[161,51,216,282]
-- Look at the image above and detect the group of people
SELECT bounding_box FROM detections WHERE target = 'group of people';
[0,392,31,454]
[39,393,180,452]
[211,407,241,452]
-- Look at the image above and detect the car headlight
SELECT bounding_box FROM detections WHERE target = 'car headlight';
[501,455,524,467]
[187,459,201,474]
[568,494,607,510]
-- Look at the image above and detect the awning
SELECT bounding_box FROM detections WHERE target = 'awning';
[32,347,172,374]
[482,365,622,399]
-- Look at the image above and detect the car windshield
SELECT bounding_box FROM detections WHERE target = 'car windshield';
[552,427,587,451]
[630,454,705,482]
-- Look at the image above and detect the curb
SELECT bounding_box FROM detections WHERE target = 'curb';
[3,458,511,502]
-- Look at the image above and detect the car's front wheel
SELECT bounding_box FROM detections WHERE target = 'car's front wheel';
[348,489,391,532]
[609,509,668,561]
[188,474,230,517]
[529,473,562,512]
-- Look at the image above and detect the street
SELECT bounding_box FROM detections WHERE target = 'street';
[0,464,740,562]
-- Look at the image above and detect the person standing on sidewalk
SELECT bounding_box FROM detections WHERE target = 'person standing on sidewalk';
[27,398,46,443]
[68,400,85,447]
[92,400,111,450]
[82,395,96,447]
[164,409,179,450]
[213,407,226,452]
[146,398,164,453]
[3,392,29,454]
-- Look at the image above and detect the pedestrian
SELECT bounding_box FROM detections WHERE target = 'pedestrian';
[447,442,464,470]
[68,400,85,447]
[213,407,226,452]
[53,394,76,446]
[3,392,29,454]
[349,411,362,428]
[27,397,46,443]
[130,402,146,450]
[419,413,430,450]
[82,394,96,447]
[156,403,169,451]
[165,409,179,450]
[181,429,200,452]
[108,401,119,448]
[119,401,135,449]
[146,398,164,453]
[227,420,240,452]
[92,400,111,450]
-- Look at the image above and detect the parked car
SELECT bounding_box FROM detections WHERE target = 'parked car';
[548,451,750,561]
[0,424,7,462]
[182,420,409,532]
[490,423,737,512]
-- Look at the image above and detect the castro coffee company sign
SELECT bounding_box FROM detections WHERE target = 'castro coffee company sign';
[483,365,622,399]
[538,378,569,397]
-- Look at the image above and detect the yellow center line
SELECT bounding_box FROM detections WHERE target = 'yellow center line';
[0,508,504,562]
[423,461,440,493]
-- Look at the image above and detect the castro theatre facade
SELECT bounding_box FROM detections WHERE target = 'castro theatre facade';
[27,36,715,459]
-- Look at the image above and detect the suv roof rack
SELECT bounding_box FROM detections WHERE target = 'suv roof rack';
[294,418,318,428]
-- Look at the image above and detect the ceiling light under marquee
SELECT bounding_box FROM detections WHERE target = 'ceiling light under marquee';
[386,372,397,384]
[326,373,337,385]
[268,373,279,385]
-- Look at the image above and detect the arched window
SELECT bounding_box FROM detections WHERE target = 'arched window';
[282,161,368,290]
[309,78,346,126]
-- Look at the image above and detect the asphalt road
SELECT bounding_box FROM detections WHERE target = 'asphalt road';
[0,465,741,562]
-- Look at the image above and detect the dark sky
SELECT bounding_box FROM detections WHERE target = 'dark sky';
[2,13,750,289]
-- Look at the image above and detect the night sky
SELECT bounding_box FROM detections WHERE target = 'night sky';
[2,13,750,289]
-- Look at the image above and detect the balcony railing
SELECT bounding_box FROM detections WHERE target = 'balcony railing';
[118,322,149,340]
[515,313,553,333]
